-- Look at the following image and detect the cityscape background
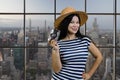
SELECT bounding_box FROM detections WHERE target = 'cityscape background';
[0,0,120,80]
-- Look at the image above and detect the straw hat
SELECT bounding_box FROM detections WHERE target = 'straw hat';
[54,7,88,29]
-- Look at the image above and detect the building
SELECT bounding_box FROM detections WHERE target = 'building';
[13,48,24,71]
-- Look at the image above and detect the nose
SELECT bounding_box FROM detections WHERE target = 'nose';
[73,23,79,27]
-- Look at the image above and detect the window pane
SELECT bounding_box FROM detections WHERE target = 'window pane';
[0,48,25,79]
[56,0,85,13]
[87,0,113,13]
[26,0,54,13]
[86,15,114,46]
[117,15,120,46]
[0,0,23,13]
[26,48,51,80]
[86,48,113,80]
[25,15,54,47]
[80,25,85,35]
[0,15,24,47]
[117,0,120,13]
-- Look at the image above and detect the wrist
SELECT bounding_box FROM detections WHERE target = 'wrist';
[87,72,92,77]
[52,48,59,52]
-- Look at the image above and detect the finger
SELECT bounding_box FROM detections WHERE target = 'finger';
[49,40,55,45]
[51,40,57,46]
[82,72,85,78]
[82,74,87,80]
[54,41,58,46]
[82,75,86,79]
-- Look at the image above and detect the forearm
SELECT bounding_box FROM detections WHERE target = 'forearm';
[88,56,103,77]
[52,49,62,73]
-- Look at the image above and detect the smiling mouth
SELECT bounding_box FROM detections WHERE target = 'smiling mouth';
[72,28,78,31]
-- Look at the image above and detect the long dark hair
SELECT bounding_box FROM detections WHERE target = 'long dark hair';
[57,14,86,41]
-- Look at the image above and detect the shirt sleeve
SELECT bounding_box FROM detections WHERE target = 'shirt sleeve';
[84,37,92,47]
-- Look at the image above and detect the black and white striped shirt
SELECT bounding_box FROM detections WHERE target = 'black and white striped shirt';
[52,37,91,80]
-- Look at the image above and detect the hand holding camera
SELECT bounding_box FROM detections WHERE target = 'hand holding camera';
[48,29,59,42]
[48,29,60,51]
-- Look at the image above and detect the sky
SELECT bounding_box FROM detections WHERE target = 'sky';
[0,0,120,30]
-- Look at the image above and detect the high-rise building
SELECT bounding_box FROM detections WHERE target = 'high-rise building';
[13,48,24,70]
[0,66,2,78]
[1,61,10,76]
[88,18,100,45]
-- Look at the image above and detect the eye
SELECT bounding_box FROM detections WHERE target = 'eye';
[76,22,79,24]
[70,21,74,23]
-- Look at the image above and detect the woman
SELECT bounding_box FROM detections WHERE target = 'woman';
[49,7,103,80]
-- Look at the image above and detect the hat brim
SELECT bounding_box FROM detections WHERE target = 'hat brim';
[54,11,88,29]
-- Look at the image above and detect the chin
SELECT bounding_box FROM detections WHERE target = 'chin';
[71,32,77,34]
[73,31,77,33]
[69,30,77,34]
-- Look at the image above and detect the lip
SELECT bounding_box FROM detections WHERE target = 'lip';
[71,27,78,31]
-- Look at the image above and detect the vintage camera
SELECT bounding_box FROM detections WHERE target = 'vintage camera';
[48,29,59,42]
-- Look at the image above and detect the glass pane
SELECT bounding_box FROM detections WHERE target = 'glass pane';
[86,48,113,80]
[87,0,113,13]
[0,48,25,79]
[26,0,54,13]
[26,48,51,80]
[0,0,23,13]
[80,25,85,35]
[116,48,120,79]
[25,15,54,47]
[0,15,24,47]
[56,0,85,13]
[86,15,114,46]
[117,15,120,46]
[117,0,120,13]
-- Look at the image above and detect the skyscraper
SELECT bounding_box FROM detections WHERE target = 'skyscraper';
[13,48,24,70]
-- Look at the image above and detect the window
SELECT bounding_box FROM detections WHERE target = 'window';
[0,0,119,80]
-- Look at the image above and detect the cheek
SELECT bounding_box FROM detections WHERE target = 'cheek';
[77,24,80,27]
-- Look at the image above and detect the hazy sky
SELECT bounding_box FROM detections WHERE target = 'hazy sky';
[0,0,120,13]
[0,0,120,30]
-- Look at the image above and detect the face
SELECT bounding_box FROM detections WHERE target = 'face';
[68,15,80,34]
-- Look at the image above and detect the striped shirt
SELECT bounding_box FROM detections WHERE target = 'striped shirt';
[52,37,91,80]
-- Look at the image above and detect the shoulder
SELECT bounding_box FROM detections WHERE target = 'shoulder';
[79,36,92,47]
[81,36,91,42]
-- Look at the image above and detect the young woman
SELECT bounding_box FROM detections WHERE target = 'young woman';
[49,7,103,80]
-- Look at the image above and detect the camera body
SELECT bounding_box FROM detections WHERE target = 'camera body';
[48,29,59,42]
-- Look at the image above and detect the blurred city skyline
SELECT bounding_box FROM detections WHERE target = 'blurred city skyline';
[0,16,120,30]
